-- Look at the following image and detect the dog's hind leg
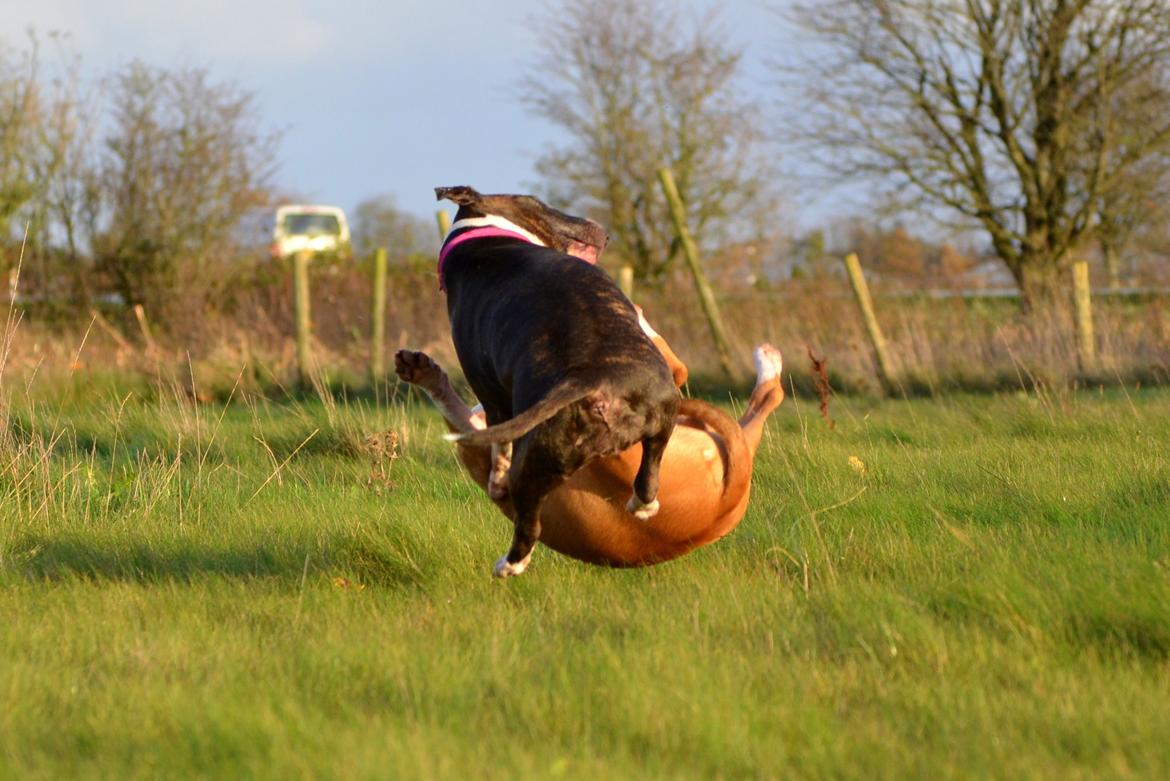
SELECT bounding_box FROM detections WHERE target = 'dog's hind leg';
[626,419,674,521]
[738,344,784,455]
[492,440,562,578]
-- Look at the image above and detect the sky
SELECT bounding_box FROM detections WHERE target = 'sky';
[1,0,833,227]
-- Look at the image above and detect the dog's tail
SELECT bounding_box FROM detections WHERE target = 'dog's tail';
[676,398,751,500]
[444,378,594,447]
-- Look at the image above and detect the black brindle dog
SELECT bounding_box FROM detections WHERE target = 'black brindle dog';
[433,186,680,577]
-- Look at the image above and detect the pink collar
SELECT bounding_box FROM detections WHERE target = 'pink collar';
[437,226,537,291]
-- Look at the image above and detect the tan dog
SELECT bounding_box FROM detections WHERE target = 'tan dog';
[395,333,783,568]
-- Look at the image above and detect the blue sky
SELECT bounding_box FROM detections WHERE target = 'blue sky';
[2,1,837,226]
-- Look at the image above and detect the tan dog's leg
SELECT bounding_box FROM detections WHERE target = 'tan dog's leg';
[636,307,689,388]
[739,344,784,453]
[488,442,512,500]
[395,350,482,433]
[395,350,500,496]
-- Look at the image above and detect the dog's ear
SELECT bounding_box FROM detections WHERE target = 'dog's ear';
[434,186,481,205]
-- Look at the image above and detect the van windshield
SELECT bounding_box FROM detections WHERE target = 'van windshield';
[282,213,341,236]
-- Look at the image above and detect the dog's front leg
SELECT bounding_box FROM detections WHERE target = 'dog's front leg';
[488,442,512,500]
[636,307,689,388]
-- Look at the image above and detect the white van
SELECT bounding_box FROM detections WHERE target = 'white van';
[271,204,352,260]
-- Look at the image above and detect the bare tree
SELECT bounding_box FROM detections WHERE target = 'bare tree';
[0,34,77,246]
[0,34,95,307]
[92,61,277,313]
[781,0,1170,310]
[24,36,94,272]
[1130,194,1170,284]
[1096,149,1170,289]
[518,0,776,282]
[0,36,54,243]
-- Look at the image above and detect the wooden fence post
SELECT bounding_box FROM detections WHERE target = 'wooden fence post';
[1072,260,1097,373]
[293,250,313,387]
[132,303,159,357]
[371,247,388,381]
[843,252,896,393]
[436,209,451,240]
[617,264,634,300]
[657,167,738,380]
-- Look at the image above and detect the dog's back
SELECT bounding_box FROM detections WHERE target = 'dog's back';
[444,238,673,422]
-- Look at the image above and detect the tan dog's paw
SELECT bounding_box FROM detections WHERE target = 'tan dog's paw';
[753,343,783,383]
[488,473,510,501]
[493,552,532,578]
[488,443,512,500]
[626,496,660,521]
[394,350,445,392]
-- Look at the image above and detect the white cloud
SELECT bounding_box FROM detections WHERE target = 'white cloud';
[0,0,538,74]
[2,0,338,69]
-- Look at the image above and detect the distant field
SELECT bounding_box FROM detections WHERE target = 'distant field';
[1,377,1168,779]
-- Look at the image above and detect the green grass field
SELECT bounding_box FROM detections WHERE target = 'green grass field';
[1,376,1168,779]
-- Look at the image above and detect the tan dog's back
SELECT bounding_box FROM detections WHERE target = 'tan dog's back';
[537,399,751,566]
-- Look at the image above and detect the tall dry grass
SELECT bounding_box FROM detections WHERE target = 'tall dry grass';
[641,276,1170,393]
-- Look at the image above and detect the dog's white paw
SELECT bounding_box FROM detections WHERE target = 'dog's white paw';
[626,496,660,521]
[493,553,532,578]
[753,343,783,383]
